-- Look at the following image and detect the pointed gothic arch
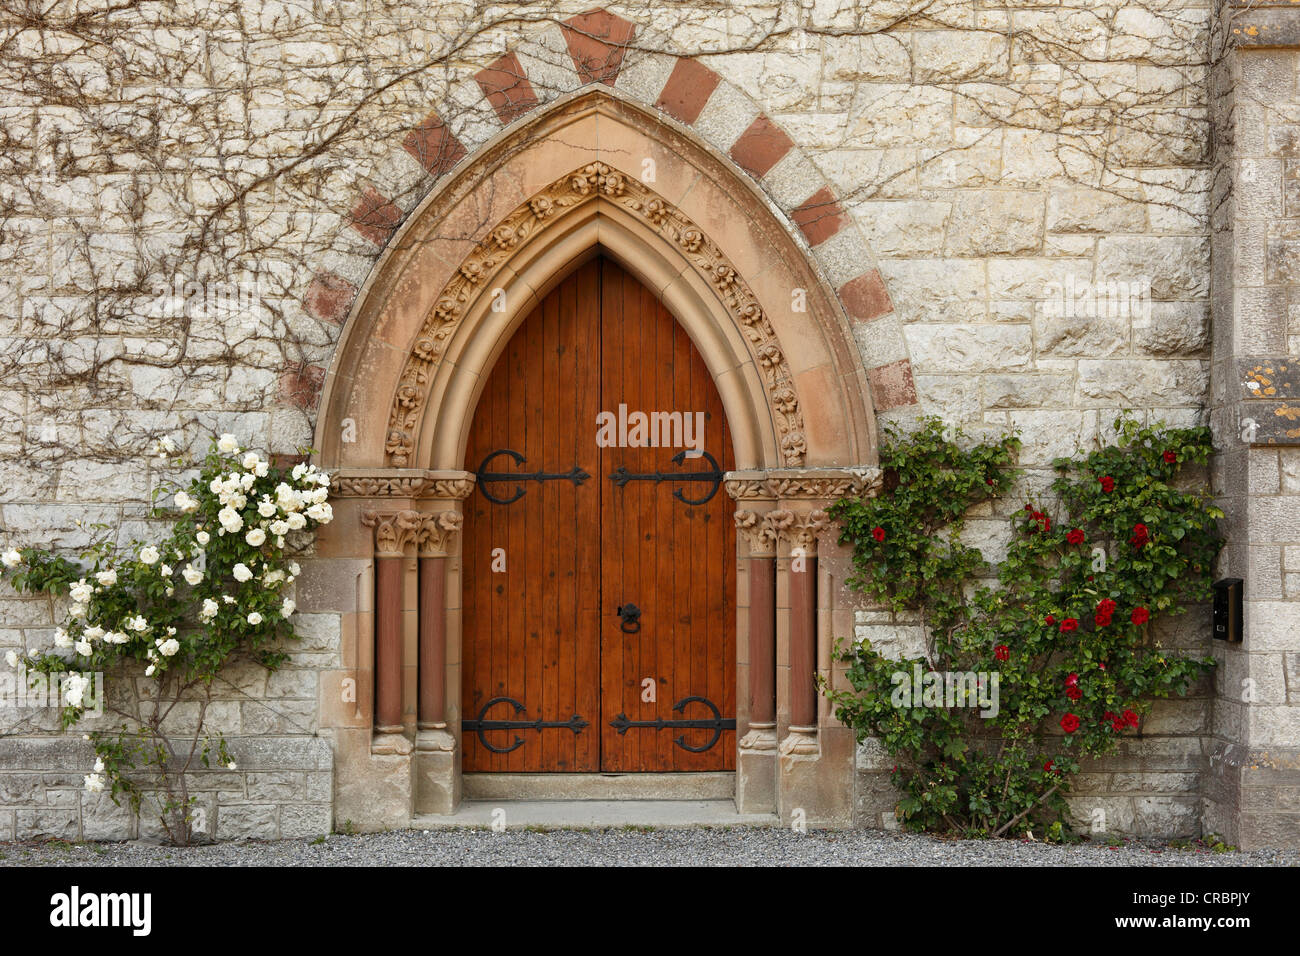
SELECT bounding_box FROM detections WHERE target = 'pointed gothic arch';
[315,88,880,831]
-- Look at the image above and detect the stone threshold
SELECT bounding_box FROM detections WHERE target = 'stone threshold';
[463,771,735,801]
[412,799,779,829]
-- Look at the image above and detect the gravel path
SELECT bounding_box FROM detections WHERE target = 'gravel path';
[2,828,1295,867]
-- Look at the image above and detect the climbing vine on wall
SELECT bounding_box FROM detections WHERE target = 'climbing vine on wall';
[827,415,1221,839]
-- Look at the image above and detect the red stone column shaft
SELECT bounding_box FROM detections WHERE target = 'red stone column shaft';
[374,556,404,732]
[418,556,447,726]
[748,555,776,726]
[789,555,817,729]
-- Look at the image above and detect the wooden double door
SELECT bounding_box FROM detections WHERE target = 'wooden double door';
[461,256,736,772]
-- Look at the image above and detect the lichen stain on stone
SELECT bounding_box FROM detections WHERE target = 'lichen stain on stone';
[1273,404,1300,421]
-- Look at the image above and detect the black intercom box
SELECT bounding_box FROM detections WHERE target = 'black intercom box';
[1212,578,1243,643]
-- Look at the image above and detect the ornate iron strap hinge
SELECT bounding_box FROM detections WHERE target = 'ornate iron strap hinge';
[607,450,724,505]
[609,696,736,753]
[463,696,589,754]
[476,448,590,504]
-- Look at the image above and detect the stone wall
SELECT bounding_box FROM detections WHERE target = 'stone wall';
[1,1,1292,844]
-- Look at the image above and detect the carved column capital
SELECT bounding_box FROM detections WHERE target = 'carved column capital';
[765,508,831,556]
[734,509,777,557]
[361,509,424,557]
[417,510,463,557]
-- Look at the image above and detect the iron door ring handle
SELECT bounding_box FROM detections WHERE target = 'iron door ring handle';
[617,603,641,633]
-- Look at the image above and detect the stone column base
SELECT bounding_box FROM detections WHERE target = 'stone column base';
[333,728,414,833]
[778,725,855,829]
[414,726,461,815]
[736,725,777,814]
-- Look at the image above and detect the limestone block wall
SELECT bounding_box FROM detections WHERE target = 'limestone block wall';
[0,0,1267,842]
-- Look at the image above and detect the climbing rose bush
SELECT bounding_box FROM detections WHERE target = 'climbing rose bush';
[827,415,1221,839]
[1,434,333,844]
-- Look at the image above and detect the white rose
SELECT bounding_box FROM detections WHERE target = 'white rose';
[222,595,236,604]
[289,561,301,576]
[182,565,204,585]
[68,603,87,620]
[82,626,103,641]
[139,546,159,565]
[69,580,93,603]
[306,502,333,523]
[84,773,105,793]
[291,463,307,480]
[241,452,260,471]
[233,563,253,583]
[127,615,148,632]
[64,674,88,706]
[246,612,263,626]
[257,497,276,518]
[217,433,240,454]
[160,564,172,577]
[200,598,219,620]
[158,638,180,657]
[1,549,20,569]
[240,473,255,491]
[196,530,210,546]
[105,631,128,645]
[281,598,296,618]
[74,640,92,656]
[218,507,244,533]
[269,520,288,536]
[145,664,156,677]
[95,568,117,587]
[254,461,269,477]
[4,650,19,669]
[245,528,267,547]
[285,511,307,530]
[93,757,105,773]
[54,628,73,648]
[174,491,199,513]
[209,477,224,494]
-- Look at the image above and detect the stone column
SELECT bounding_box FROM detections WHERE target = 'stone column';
[414,507,466,814]
[768,507,830,757]
[360,509,423,755]
[732,500,778,813]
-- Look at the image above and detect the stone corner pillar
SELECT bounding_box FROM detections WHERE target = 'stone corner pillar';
[1204,6,1300,851]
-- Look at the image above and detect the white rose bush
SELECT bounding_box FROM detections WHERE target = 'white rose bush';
[0,434,333,844]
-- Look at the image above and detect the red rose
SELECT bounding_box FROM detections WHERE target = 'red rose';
[1163,451,1177,464]
[1039,514,1051,532]
[1065,672,1078,686]
[1099,476,1115,492]
[1066,686,1081,701]
[986,478,995,486]
[1130,523,1149,549]
[994,644,1010,662]
[1060,713,1080,733]
[1059,618,1079,632]
[1095,611,1112,627]
[1025,504,1034,512]
[1099,662,1107,671]
[1111,718,1126,731]
[1096,599,1116,615]
[1131,606,1149,626]
[1044,615,1055,625]
[1123,709,1139,728]
[872,526,886,542]
[1043,760,1055,774]
[1067,528,1085,545]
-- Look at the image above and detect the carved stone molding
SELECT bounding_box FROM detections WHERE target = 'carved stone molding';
[417,510,463,557]
[724,467,882,503]
[739,726,778,751]
[361,509,424,557]
[333,470,476,500]
[385,163,808,468]
[734,509,777,557]
[779,728,819,756]
[765,508,831,555]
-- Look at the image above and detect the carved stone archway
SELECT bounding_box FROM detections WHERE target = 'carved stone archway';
[313,88,880,829]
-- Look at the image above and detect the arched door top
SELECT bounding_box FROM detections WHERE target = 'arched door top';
[316,89,877,472]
